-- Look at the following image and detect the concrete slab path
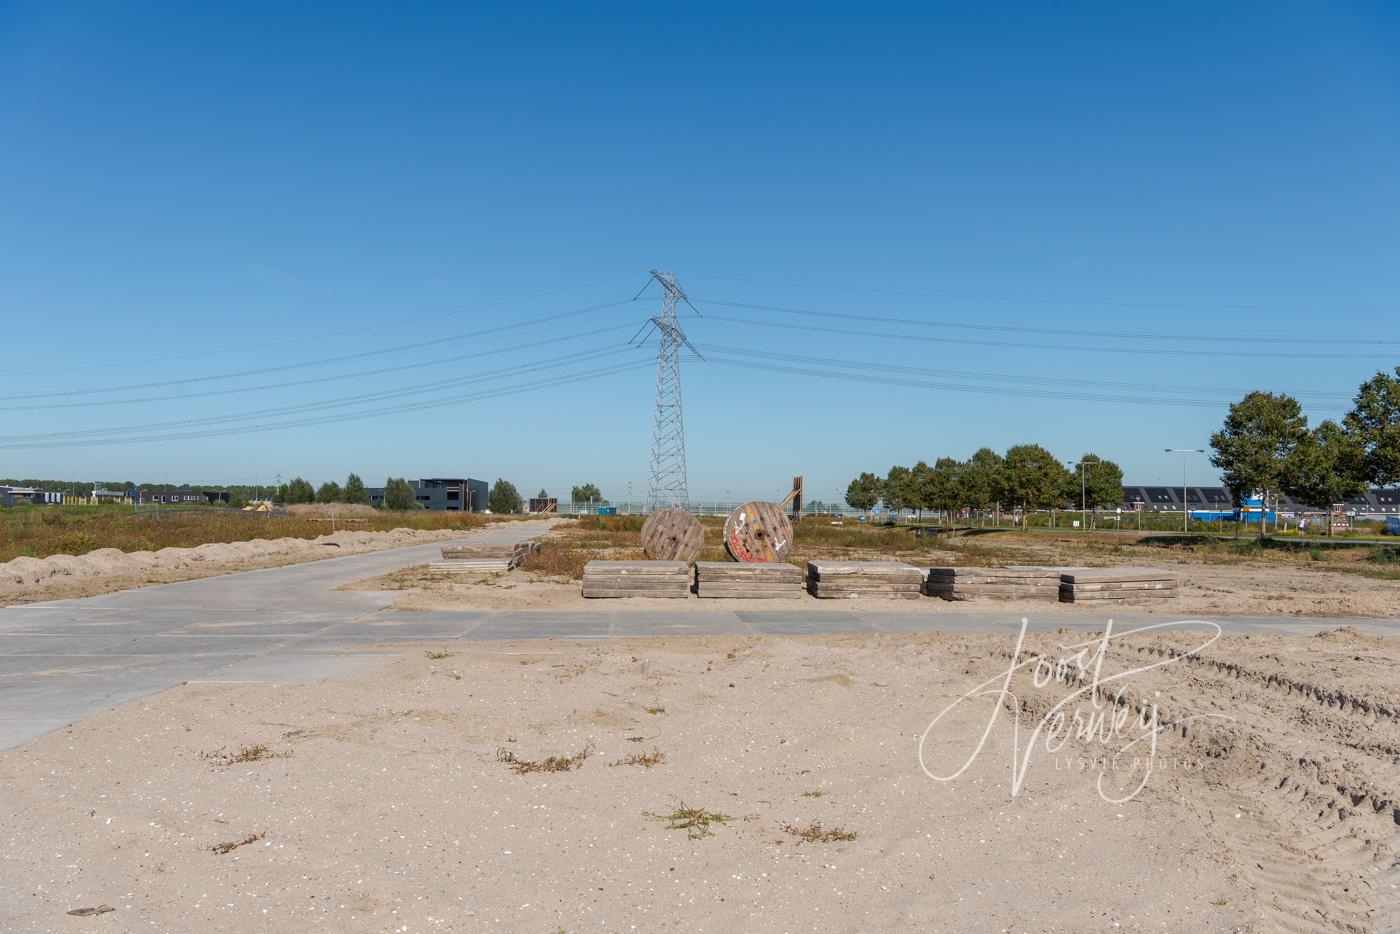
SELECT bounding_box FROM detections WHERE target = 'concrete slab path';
[2,518,1397,751]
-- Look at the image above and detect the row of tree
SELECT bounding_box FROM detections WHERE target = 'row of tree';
[1209,366,1400,532]
[846,445,1125,518]
[275,474,371,506]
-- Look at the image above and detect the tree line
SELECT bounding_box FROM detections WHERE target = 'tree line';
[1209,365,1400,532]
[845,445,1124,519]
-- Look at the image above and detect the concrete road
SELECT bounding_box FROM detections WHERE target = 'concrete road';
[2,519,1397,751]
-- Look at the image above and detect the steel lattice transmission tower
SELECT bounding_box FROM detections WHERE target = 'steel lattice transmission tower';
[643,269,700,512]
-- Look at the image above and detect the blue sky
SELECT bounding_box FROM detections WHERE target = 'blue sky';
[2,1,1398,502]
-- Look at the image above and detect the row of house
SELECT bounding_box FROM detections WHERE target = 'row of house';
[1121,486,1400,515]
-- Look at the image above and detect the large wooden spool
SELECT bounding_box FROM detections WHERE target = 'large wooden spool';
[640,508,704,563]
[723,501,793,563]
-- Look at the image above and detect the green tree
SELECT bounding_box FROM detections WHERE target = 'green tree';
[960,447,1005,519]
[316,481,342,503]
[882,465,914,518]
[1001,444,1072,516]
[908,460,934,519]
[571,483,602,503]
[343,473,368,505]
[286,477,316,504]
[536,488,549,499]
[1067,454,1126,511]
[1343,367,1400,487]
[1285,420,1367,531]
[925,457,964,525]
[488,479,523,514]
[844,472,882,514]
[227,491,249,509]
[382,477,418,511]
[1210,391,1309,536]
[273,483,289,505]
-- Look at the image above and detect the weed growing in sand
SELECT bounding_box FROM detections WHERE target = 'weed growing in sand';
[200,744,288,767]
[609,749,665,768]
[782,821,857,843]
[644,800,752,839]
[495,743,593,775]
[643,705,666,715]
[425,650,457,660]
[800,789,827,798]
[211,832,264,855]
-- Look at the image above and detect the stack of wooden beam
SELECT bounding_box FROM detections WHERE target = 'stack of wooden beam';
[428,540,540,574]
[1058,567,1180,602]
[582,560,691,598]
[694,561,804,599]
[806,561,922,599]
[924,566,1061,601]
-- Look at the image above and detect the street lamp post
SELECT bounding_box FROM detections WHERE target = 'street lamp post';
[1070,460,1093,530]
[1164,449,1204,533]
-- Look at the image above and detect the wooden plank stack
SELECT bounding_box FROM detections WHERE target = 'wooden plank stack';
[806,561,922,599]
[429,541,540,574]
[924,566,1061,601]
[694,561,804,599]
[582,560,691,598]
[1057,567,1180,602]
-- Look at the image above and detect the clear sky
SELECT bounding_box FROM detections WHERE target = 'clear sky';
[2,1,1398,502]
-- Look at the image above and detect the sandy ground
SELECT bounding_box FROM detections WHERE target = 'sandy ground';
[3,628,1396,932]
[345,560,1400,618]
[0,528,471,607]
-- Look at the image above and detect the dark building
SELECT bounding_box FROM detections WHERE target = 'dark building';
[366,478,488,511]
[1120,486,1400,515]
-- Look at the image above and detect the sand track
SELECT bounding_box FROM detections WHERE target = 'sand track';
[1005,628,1400,932]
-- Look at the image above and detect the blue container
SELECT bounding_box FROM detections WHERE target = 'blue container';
[1386,516,1400,535]
[597,506,617,516]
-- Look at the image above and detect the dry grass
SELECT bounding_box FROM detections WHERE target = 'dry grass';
[200,744,288,767]
[495,743,593,775]
[608,749,665,768]
[424,649,457,660]
[644,800,752,839]
[781,821,858,843]
[0,504,496,563]
[211,832,264,855]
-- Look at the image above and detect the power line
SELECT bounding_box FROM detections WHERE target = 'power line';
[6,273,639,379]
[689,342,1354,400]
[692,312,1398,360]
[0,298,637,401]
[692,297,1400,345]
[0,360,652,449]
[0,346,634,442]
[686,271,1400,313]
[0,322,640,412]
[703,353,1349,411]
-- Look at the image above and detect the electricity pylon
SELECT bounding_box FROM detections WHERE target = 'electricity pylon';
[642,269,700,511]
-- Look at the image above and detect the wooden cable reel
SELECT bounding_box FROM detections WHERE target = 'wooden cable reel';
[723,501,793,563]
[640,508,704,563]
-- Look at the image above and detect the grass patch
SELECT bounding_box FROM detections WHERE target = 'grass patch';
[200,744,288,767]
[800,789,827,798]
[495,743,593,774]
[0,503,490,563]
[424,649,456,660]
[609,749,665,768]
[643,705,666,715]
[211,831,264,855]
[644,799,752,839]
[782,821,858,843]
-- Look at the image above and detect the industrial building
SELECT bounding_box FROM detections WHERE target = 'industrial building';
[365,477,488,512]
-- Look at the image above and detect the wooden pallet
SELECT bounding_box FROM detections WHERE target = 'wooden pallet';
[807,561,923,599]
[582,560,692,599]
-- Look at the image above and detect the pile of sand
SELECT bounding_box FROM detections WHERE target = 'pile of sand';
[0,528,454,605]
